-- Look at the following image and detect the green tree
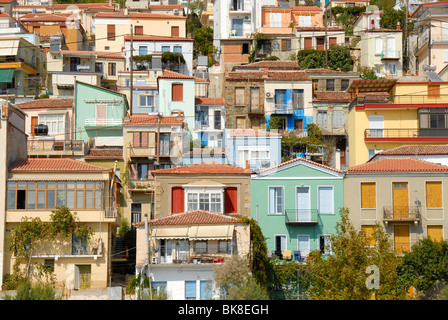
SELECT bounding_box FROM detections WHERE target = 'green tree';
[380,8,406,30]
[191,26,217,64]
[298,208,408,300]
[3,281,61,300]
[359,66,379,79]
[397,238,448,296]
[294,45,353,71]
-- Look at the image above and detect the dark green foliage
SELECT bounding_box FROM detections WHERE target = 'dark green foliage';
[3,281,60,300]
[294,45,353,71]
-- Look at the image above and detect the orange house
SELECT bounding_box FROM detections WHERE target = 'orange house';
[19,13,86,52]
[260,5,323,34]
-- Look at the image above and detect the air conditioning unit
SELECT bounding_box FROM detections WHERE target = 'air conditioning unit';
[244,16,251,22]
[173,8,179,15]
[266,92,274,98]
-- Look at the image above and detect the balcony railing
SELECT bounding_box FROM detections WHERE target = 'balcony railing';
[383,206,420,222]
[381,50,401,60]
[153,244,233,265]
[249,158,277,172]
[85,118,122,127]
[364,128,419,139]
[27,139,87,155]
[105,206,119,219]
[273,103,293,114]
[285,209,319,225]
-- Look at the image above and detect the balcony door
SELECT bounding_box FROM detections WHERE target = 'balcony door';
[296,186,310,222]
[393,182,408,218]
[394,225,410,253]
[368,115,384,137]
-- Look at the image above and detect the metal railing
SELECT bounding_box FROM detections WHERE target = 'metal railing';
[383,206,420,221]
[364,128,420,139]
[105,206,119,219]
[273,103,293,114]
[285,209,319,224]
[381,50,401,60]
[84,118,122,126]
[27,139,85,153]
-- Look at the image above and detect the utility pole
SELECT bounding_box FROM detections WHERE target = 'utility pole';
[404,0,408,72]
[325,6,328,69]
[130,24,134,115]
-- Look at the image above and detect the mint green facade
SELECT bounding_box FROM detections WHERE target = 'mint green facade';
[74,81,129,142]
[251,158,345,259]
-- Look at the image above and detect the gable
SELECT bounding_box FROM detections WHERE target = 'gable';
[254,159,344,179]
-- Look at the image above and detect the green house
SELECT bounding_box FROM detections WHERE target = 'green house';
[74,81,129,143]
[251,157,345,261]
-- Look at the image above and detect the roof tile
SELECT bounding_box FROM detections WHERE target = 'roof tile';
[10,158,113,172]
[153,161,253,174]
[347,157,448,173]
[135,210,243,227]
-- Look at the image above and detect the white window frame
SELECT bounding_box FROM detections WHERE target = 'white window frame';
[297,234,310,257]
[268,186,284,215]
[237,146,270,167]
[318,234,332,255]
[274,234,287,252]
[38,113,65,135]
[317,185,334,214]
[139,94,155,107]
[184,187,224,213]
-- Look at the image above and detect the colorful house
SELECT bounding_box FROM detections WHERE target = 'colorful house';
[74,81,129,145]
[251,157,344,261]
[344,157,448,253]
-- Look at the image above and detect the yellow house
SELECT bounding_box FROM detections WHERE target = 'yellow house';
[93,11,187,53]
[347,78,448,167]
[4,158,121,290]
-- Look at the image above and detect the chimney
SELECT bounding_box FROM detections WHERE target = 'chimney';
[245,160,250,169]
[397,21,401,30]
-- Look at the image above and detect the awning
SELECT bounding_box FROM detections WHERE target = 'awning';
[0,69,14,83]
[151,227,189,239]
[188,225,235,240]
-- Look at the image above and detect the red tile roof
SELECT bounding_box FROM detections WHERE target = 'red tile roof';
[20,13,75,22]
[226,70,311,81]
[93,12,186,19]
[85,148,123,159]
[291,6,323,11]
[153,161,253,174]
[373,145,448,156]
[123,114,184,125]
[258,156,344,174]
[233,61,300,70]
[16,98,73,110]
[347,157,448,173]
[313,91,351,103]
[10,158,113,172]
[195,97,225,105]
[135,210,243,227]
[227,129,281,137]
[123,34,193,42]
[158,69,195,80]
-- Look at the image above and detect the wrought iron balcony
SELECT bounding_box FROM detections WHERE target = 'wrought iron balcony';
[285,209,319,225]
[383,206,420,222]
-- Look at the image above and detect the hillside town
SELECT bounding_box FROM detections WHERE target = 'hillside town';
[1,0,448,302]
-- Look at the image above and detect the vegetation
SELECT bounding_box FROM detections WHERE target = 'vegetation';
[3,281,61,300]
[292,45,354,72]
[330,6,366,35]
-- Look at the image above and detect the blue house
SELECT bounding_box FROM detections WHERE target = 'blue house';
[224,128,281,172]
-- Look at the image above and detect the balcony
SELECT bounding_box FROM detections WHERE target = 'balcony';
[128,178,154,191]
[249,158,277,172]
[152,244,231,265]
[27,139,88,157]
[85,118,122,127]
[383,206,420,223]
[273,103,293,114]
[381,50,401,60]
[364,128,448,142]
[285,209,319,225]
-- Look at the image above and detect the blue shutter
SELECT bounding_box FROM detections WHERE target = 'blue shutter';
[200,280,212,300]
[185,281,196,299]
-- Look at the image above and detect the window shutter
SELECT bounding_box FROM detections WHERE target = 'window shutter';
[141,132,149,147]
[172,83,183,101]
[185,281,196,299]
[304,37,312,49]
[318,186,333,214]
[361,182,376,208]
[172,187,184,213]
[426,181,442,208]
[107,24,115,40]
[171,26,180,37]
[428,225,443,242]
[375,37,383,55]
[130,163,137,180]
[224,187,238,214]
[133,132,140,147]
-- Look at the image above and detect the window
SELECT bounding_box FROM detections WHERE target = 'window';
[269,187,284,214]
[200,280,213,300]
[318,186,333,214]
[426,181,442,208]
[250,87,260,113]
[194,241,207,253]
[171,26,180,37]
[236,117,246,129]
[297,235,310,255]
[333,110,343,128]
[7,180,104,210]
[292,89,304,109]
[214,111,221,130]
[161,46,170,53]
[361,182,376,208]
[362,225,377,247]
[317,110,328,128]
[235,87,245,105]
[319,235,331,254]
[173,46,182,54]
[326,79,335,91]
[134,25,143,35]
[159,133,170,156]
[275,235,287,255]
[374,36,383,55]
[368,148,382,159]
[242,43,249,54]
[108,62,116,76]
[73,233,88,255]
[428,225,443,242]
[95,62,103,73]
[187,191,222,213]
[139,46,148,56]
[139,95,154,107]
[218,240,230,253]
[172,83,183,101]
[341,79,350,91]
[38,114,65,135]
[107,24,115,41]
[428,85,441,98]
[270,12,282,27]
[281,39,291,51]
[185,281,196,300]
[133,131,149,147]
[368,115,384,137]
[299,15,311,27]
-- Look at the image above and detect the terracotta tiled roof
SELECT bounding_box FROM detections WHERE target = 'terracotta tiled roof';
[20,13,74,22]
[195,97,225,105]
[184,147,226,156]
[296,26,344,31]
[233,61,300,70]
[347,157,448,173]
[16,98,73,110]
[225,70,311,81]
[369,145,448,160]
[9,158,113,172]
[153,161,253,174]
[123,114,183,125]
[52,3,114,9]
[85,148,123,159]
[158,69,195,80]
[134,210,243,227]
[258,157,344,174]
[123,34,193,42]
[93,12,186,19]
[227,129,281,137]
[313,91,351,103]
[291,6,323,11]
[303,68,360,75]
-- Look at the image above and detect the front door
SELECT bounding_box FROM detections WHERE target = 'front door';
[394,225,410,253]
[393,182,408,218]
[296,186,310,222]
